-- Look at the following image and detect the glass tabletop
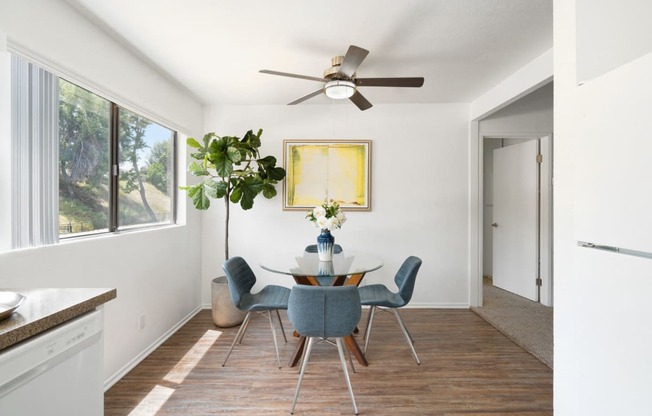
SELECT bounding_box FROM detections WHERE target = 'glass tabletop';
[260,250,383,277]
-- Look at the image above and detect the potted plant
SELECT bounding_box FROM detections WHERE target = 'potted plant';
[181,129,286,326]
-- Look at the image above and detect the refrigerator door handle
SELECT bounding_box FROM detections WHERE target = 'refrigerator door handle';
[577,241,652,260]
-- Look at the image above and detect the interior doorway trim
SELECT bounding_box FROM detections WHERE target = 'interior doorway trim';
[470,129,553,307]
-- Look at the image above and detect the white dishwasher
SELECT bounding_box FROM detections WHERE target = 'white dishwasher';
[0,309,104,416]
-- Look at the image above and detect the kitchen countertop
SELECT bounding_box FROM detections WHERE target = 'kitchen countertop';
[0,288,117,351]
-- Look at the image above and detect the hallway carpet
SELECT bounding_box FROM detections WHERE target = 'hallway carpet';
[471,279,553,368]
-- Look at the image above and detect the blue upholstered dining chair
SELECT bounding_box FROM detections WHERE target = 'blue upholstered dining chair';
[304,244,344,286]
[304,244,343,254]
[359,256,422,364]
[287,285,361,415]
[221,256,290,368]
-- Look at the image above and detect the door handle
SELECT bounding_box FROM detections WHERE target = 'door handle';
[491,223,498,228]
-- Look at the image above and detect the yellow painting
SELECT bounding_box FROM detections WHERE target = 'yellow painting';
[283,140,371,210]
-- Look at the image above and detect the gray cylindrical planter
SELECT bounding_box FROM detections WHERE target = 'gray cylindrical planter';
[211,277,246,327]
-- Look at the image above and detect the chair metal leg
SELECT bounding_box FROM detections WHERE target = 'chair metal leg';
[363,306,376,354]
[222,312,251,367]
[291,337,315,414]
[268,310,282,368]
[336,338,359,415]
[392,309,420,365]
[276,309,288,343]
[237,312,252,344]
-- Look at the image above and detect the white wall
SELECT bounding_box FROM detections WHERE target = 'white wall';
[470,48,552,122]
[554,0,652,414]
[0,0,204,386]
[479,82,553,134]
[200,103,470,308]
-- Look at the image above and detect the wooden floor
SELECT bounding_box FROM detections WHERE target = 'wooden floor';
[105,309,552,415]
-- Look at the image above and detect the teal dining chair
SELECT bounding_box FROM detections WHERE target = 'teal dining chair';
[359,256,422,364]
[287,285,361,415]
[304,244,343,254]
[221,256,290,368]
[304,244,344,286]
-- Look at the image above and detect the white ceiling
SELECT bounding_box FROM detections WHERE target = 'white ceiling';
[67,0,552,107]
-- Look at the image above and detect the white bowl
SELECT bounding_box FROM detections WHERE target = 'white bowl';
[0,291,26,321]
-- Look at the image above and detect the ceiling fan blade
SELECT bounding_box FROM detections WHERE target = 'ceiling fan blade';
[355,77,425,88]
[338,45,369,78]
[288,89,324,105]
[349,90,373,111]
[260,70,326,83]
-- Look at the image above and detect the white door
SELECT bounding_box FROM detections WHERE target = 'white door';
[492,140,539,301]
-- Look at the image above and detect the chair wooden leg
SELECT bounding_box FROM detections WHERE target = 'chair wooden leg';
[222,312,251,367]
[291,337,315,414]
[392,309,420,365]
[336,338,359,415]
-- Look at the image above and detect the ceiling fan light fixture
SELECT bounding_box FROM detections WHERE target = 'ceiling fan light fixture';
[324,80,356,100]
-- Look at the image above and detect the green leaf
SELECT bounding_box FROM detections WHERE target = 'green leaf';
[187,137,202,149]
[180,184,199,197]
[257,155,276,168]
[238,176,264,210]
[230,186,242,204]
[211,152,233,178]
[268,166,286,181]
[188,161,209,176]
[203,179,220,198]
[203,132,217,148]
[214,180,228,198]
[262,183,277,198]
[184,183,210,210]
[190,150,206,160]
[226,146,242,163]
[243,129,262,150]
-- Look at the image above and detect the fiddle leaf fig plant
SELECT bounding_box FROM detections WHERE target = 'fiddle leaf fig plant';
[181,129,285,259]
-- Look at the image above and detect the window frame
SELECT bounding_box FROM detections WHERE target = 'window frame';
[59,93,179,238]
[108,103,178,233]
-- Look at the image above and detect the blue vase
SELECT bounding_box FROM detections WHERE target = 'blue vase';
[317,229,335,261]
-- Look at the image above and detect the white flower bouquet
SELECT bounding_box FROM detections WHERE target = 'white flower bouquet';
[306,201,347,231]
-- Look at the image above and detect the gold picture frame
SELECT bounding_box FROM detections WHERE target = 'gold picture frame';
[283,139,371,211]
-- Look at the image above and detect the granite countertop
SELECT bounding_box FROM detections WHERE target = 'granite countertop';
[0,288,117,351]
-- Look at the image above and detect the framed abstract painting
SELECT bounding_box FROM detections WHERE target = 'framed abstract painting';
[283,140,371,211]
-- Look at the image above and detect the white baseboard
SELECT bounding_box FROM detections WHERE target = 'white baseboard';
[103,305,203,392]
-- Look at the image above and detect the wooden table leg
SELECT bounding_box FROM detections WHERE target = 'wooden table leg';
[289,335,307,367]
[344,334,369,366]
[344,272,365,287]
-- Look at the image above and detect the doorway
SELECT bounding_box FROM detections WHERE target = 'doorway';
[482,134,552,306]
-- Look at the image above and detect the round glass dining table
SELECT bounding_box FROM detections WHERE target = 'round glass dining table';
[260,250,383,286]
[259,250,383,367]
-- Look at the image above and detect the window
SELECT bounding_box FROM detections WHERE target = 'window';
[11,54,176,248]
[58,79,111,234]
[117,108,175,229]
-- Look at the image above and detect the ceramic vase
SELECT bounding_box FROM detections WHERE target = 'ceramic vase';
[317,228,335,261]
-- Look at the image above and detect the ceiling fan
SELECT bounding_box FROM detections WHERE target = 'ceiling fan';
[260,45,424,111]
